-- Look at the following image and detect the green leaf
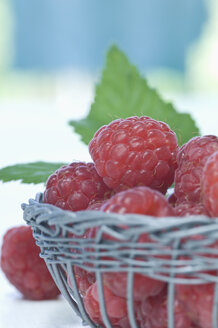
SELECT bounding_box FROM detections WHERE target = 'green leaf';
[69,45,200,146]
[0,162,67,184]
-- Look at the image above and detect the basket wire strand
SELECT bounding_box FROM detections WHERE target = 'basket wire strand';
[22,194,218,328]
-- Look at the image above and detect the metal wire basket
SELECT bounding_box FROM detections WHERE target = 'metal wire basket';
[22,193,218,328]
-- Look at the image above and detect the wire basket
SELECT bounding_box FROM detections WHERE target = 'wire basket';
[22,193,218,328]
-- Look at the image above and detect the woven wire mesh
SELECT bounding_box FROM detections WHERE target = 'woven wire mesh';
[22,193,218,328]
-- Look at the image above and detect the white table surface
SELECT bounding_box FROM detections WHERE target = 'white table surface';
[0,90,218,328]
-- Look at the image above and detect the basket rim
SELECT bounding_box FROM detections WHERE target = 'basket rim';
[22,192,217,222]
[21,193,218,242]
[21,193,218,284]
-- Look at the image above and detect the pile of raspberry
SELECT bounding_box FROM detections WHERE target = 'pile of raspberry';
[1,116,218,327]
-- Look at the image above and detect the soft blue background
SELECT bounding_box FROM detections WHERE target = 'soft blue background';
[12,0,207,72]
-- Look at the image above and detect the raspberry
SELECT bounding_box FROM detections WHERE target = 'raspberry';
[83,281,133,328]
[176,283,215,328]
[44,162,113,211]
[175,135,218,203]
[87,200,106,210]
[101,186,174,301]
[136,287,194,328]
[176,237,218,328]
[89,116,178,193]
[103,271,165,302]
[101,186,175,216]
[67,266,96,296]
[1,226,60,300]
[202,151,218,217]
[175,201,209,217]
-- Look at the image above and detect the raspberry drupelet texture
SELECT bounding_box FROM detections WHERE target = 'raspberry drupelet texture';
[176,237,218,328]
[67,266,96,296]
[89,116,179,194]
[174,135,218,203]
[202,151,218,217]
[136,287,194,328]
[103,271,165,302]
[176,282,215,328]
[44,162,113,211]
[101,186,174,301]
[175,201,209,217]
[87,199,106,210]
[101,186,175,216]
[1,226,60,300]
[83,281,133,328]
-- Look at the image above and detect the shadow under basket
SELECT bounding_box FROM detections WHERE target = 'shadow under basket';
[22,193,218,328]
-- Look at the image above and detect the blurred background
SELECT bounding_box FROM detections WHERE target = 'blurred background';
[1,0,218,169]
[0,1,218,327]
[1,0,218,96]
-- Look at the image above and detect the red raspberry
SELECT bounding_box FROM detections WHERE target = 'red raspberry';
[202,151,218,217]
[1,226,60,300]
[87,199,106,210]
[174,135,218,203]
[83,281,133,328]
[67,266,96,296]
[176,237,218,328]
[136,287,194,328]
[176,282,215,328]
[101,186,175,216]
[175,201,209,217]
[103,271,164,302]
[101,186,174,301]
[89,116,178,193]
[44,162,113,211]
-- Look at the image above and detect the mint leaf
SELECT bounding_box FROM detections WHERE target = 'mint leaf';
[0,162,67,184]
[69,45,200,146]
